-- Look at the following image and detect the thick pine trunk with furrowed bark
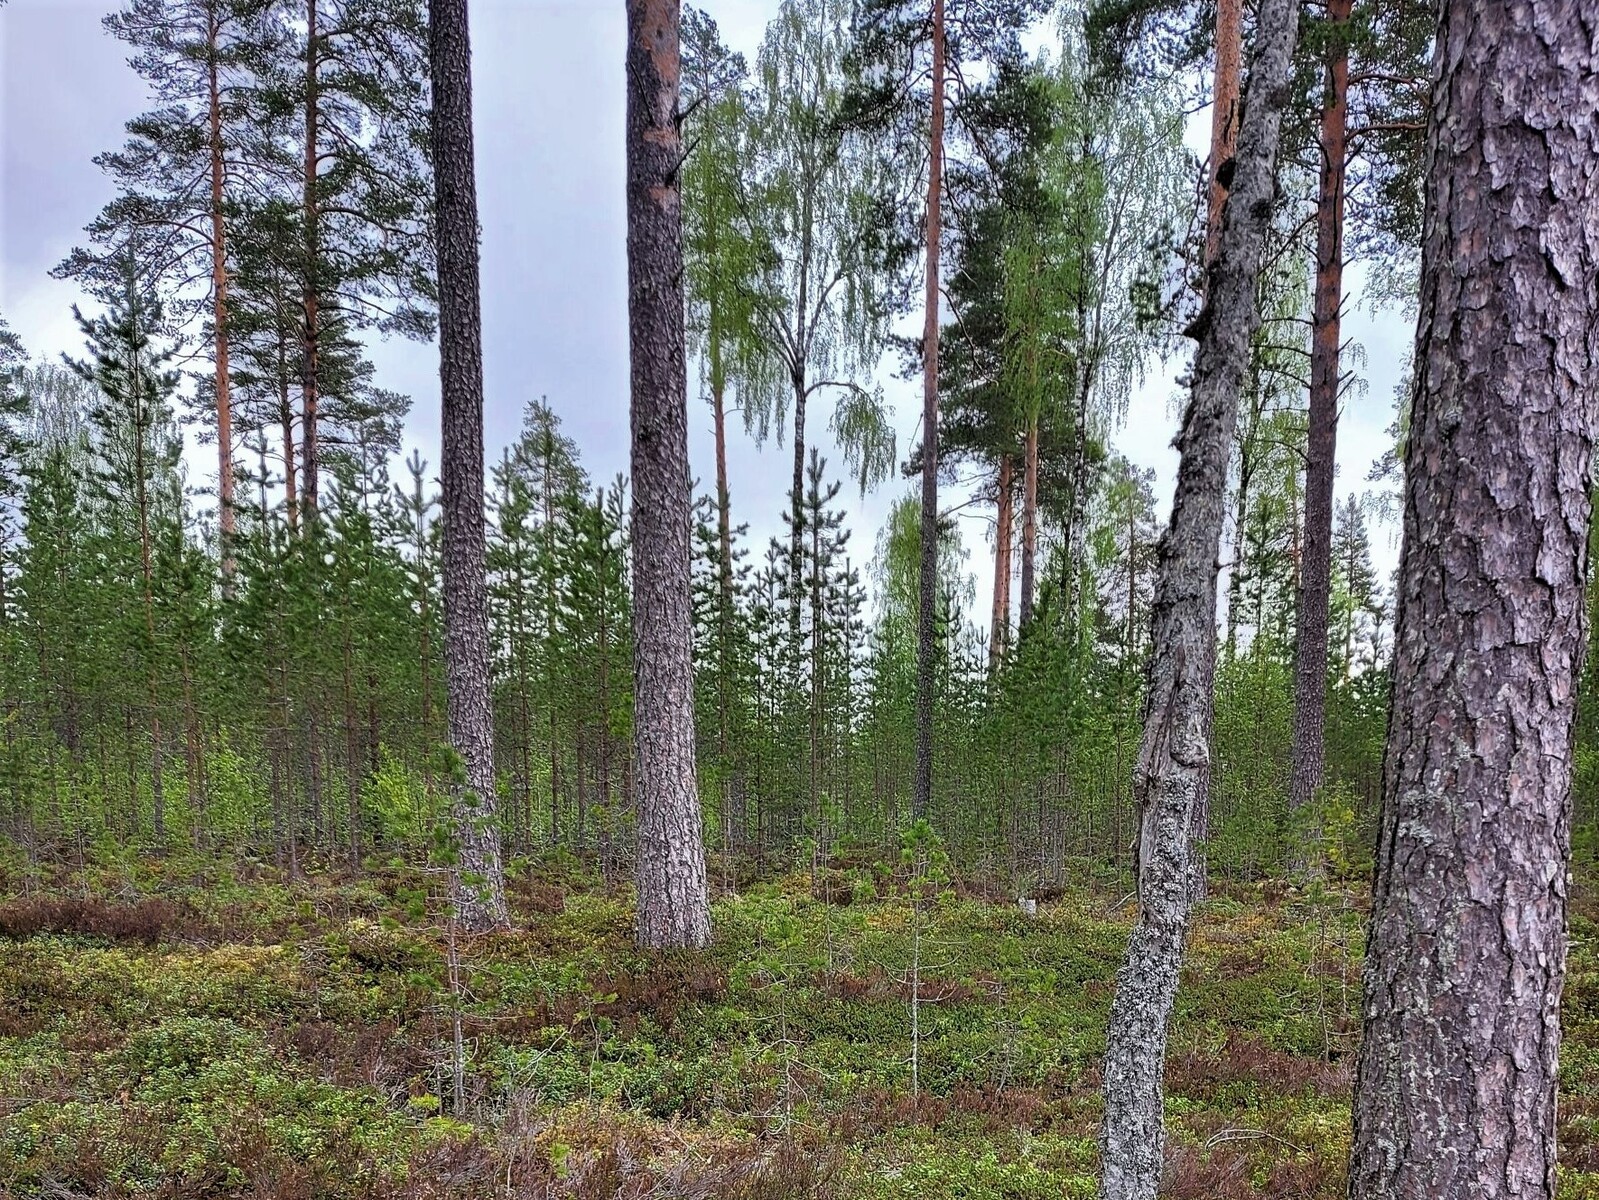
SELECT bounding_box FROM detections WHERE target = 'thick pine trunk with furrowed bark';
[1097,0,1301,1194]
[910,0,944,822]
[626,0,712,951]
[1348,4,1599,1196]
[1287,0,1350,879]
[430,0,509,933]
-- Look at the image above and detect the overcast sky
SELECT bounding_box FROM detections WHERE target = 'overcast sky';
[0,0,1406,626]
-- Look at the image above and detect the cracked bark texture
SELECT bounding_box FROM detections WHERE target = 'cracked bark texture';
[1348,3,1599,1197]
[431,0,509,932]
[1097,0,1301,1193]
[627,0,712,951]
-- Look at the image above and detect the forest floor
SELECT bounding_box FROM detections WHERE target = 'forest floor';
[1,851,1597,1200]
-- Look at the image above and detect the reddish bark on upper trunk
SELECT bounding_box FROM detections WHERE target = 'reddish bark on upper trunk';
[910,0,944,822]
[1287,0,1350,876]
[626,0,712,950]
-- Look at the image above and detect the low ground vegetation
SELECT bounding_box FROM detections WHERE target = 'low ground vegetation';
[2,851,1596,1199]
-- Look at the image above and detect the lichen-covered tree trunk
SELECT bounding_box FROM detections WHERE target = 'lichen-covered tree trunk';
[627,0,711,951]
[1348,4,1599,1195]
[430,0,509,933]
[1097,0,1301,1194]
[1286,0,1350,879]
[910,0,944,822]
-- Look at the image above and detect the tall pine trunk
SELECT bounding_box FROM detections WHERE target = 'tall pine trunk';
[1287,0,1350,879]
[626,0,711,950]
[1098,0,1301,1193]
[300,0,322,520]
[989,452,1012,669]
[910,0,944,822]
[430,0,509,932]
[1348,3,1599,1195]
[206,1,235,575]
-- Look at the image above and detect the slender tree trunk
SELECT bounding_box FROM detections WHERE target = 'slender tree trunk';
[713,370,736,848]
[713,374,734,612]
[277,331,298,531]
[430,0,509,932]
[1287,0,1349,880]
[300,0,321,520]
[206,4,235,576]
[1205,0,1243,268]
[789,373,807,632]
[419,561,433,792]
[128,289,166,846]
[1098,0,1300,1193]
[1018,415,1039,629]
[341,613,361,866]
[1349,4,1599,1195]
[910,0,944,822]
[626,0,711,950]
[989,452,1013,669]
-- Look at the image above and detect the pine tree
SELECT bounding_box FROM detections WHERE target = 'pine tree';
[55,0,278,570]
[430,0,508,931]
[69,271,185,845]
[1349,7,1598,1193]
[626,0,711,950]
[846,0,1050,820]
[265,0,433,519]
[1286,0,1430,875]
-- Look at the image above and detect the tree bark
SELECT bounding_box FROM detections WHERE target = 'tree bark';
[626,0,712,950]
[206,0,235,576]
[1204,0,1243,267]
[910,0,944,822]
[300,0,321,520]
[1019,414,1038,630]
[713,370,736,847]
[989,452,1013,669]
[430,0,509,933]
[790,373,807,630]
[277,329,297,531]
[1348,4,1599,1196]
[1098,0,1301,1193]
[1287,0,1350,880]
[1189,0,1247,904]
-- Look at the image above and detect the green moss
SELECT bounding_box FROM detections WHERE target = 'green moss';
[0,856,1593,1198]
